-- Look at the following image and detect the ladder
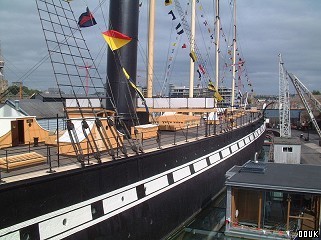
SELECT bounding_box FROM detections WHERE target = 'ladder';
[288,73,321,138]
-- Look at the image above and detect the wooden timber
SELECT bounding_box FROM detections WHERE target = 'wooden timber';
[0,152,46,171]
[157,114,201,131]
[131,124,158,140]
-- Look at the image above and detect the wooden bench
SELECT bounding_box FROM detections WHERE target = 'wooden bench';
[0,152,46,171]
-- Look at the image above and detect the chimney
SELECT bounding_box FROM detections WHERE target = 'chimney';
[14,99,20,110]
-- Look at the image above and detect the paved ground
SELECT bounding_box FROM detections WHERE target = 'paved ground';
[287,129,321,165]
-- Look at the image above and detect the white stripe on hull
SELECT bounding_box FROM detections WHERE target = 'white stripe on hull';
[145,175,169,196]
[0,231,19,240]
[173,166,191,182]
[221,148,230,158]
[103,188,138,214]
[39,205,92,240]
[209,153,220,164]
[193,159,207,172]
[231,144,238,153]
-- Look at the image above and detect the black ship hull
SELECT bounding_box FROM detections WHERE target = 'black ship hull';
[0,119,265,240]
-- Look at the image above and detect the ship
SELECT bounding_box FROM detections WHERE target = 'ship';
[0,0,266,239]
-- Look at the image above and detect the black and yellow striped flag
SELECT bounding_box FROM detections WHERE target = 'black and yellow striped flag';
[208,81,223,102]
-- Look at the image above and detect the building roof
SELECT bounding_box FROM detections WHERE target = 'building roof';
[226,161,321,194]
[31,93,74,101]
[273,137,301,145]
[31,93,107,104]
[5,99,64,119]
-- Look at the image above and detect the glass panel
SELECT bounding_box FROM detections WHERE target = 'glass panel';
[262,191,287,231]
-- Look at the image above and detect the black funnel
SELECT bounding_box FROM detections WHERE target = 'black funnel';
[106,0,139,128]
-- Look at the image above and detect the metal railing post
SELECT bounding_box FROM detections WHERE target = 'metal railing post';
[46,146,55,173]
[0,170,3,183]
[173,130,176,145]
[116,136,119,158]
[157,131,161,149]
[5,150,8,173]
[185,125,188,142]
[196,124,199,139]
[87,141,90,165]
[57,114,60,167]
[205,120,208,137]
[141,132,144,146]
[0,167,5,183]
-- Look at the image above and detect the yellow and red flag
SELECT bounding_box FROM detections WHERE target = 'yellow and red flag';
[102,30,132,51]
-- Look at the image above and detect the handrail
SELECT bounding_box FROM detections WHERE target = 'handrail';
[0,112,262,182]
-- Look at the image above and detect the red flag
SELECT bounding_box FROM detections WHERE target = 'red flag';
[199,65,205,74]
[78,7,97,28]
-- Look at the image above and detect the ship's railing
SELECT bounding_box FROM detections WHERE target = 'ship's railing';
[37,118,67,131]
[0,111,261,183]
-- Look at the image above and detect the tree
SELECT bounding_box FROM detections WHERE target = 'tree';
[7,85,41,97]
[312,90,321,95]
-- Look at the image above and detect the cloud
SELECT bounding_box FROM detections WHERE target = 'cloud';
[1,0,320,95]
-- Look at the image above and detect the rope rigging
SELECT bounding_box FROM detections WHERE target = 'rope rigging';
[36,0,144,163]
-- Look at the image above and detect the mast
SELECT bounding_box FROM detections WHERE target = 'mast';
[147,0,155,98]
[0,41,4,80]
[106,0,140,127]
[189,0,196,99]
[231,0,237,110]
[215,0,220,108]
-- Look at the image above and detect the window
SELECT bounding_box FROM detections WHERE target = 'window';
[282,147,293,152]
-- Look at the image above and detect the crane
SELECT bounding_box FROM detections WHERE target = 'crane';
[287,73,321,138]
[278,54,291,138]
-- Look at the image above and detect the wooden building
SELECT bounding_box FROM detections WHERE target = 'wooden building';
[225,161,321,239]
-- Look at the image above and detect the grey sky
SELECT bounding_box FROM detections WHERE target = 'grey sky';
[0,0,320,95]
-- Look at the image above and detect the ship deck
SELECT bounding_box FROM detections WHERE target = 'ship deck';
[0,112,260,184]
